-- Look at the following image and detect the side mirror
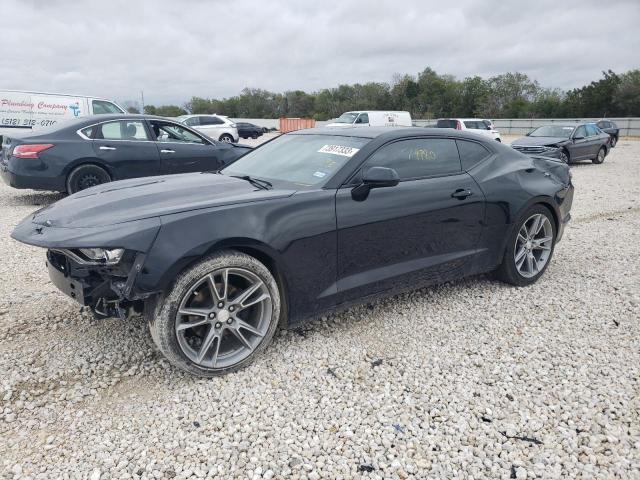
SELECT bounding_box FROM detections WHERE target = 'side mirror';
[351,166,400,201]
[363,166,400,187]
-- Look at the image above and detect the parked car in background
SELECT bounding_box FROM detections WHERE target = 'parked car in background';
[236,122,264,139]
[511,123,610,164]
[327,111,412,127]
[596,120,620,147]
[0,90,125,141]
[1,114,251,194]
[177,114,239,143]
[11,126,573,376]
[436,118,502,142]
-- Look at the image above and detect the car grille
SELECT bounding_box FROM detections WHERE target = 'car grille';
[512,145,549,154]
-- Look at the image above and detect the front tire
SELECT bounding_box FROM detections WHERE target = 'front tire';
[495,205,556,287]
[592,147,606,164]
[251,132,258,139]
[147,250,281,377]
[66,164,111,194]
[219,134,234,143]
[558,149,570,164]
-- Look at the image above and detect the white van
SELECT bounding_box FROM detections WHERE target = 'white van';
[327,111,412,128]
[0,90,125,139]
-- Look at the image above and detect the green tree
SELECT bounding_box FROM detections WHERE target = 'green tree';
[613,69,640,116]
[144,105,187,117]
[482,72,540,117]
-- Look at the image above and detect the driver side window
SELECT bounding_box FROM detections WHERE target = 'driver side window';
[355,113,369,124]
[574,126,587,138]
[586,124,599,136]
[365,138,461,180]
[150,121,205,144]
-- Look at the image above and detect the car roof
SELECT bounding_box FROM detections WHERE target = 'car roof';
[290,126,492,141]
[178,114,227,118]
[75,114,179,122]
[535,123,581,128]
[0,89,117,102]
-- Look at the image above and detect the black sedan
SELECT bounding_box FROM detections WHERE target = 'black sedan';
[0,114,251,194]
[236,122,264,139]
[596,120,620,147]
[12,127,573,376]
[511,123,610,164]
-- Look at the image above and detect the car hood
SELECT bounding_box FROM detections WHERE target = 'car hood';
[512,136,569,146]
[29,173,296,228]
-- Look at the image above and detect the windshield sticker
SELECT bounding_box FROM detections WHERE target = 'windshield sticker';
[313,171,328,178]
[318,144,360,157]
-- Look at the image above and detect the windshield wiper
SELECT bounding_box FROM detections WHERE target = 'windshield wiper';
[230,175,273,190]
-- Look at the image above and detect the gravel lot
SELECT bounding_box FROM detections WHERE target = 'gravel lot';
[1,134,639,479]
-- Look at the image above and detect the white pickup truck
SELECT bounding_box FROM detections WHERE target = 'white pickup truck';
[0,90,125,140]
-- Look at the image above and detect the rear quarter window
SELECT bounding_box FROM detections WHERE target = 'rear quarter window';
[456,140,490,170]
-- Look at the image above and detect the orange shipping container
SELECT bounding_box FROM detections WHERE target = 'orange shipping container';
[279,117,316,133]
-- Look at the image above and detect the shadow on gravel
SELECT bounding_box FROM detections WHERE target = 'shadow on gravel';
[5,191,65,207]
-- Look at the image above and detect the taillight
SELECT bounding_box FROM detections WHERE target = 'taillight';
[456,121,462,130]
[12,144,54,159]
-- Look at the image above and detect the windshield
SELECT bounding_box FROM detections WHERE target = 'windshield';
[529,125,575,138]
[334,112,359,124]
[222,134,369,187]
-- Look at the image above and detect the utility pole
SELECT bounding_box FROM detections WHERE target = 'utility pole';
[140,90,145,114]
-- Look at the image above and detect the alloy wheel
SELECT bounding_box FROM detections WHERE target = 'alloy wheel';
[175,268,273,368]
[514,213,553,278]
[559,150,569,163]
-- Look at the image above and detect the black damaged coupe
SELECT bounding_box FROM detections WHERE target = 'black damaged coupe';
[12,127,574,376]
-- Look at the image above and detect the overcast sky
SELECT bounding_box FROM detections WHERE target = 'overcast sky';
[2,0,639,107]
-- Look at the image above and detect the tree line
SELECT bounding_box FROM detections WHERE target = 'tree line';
[129,68,640,120]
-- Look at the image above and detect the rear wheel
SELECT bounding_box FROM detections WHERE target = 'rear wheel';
[610,136,617,148]
[219,134,234,143]
[592,147,606,164]
[147,250,281,377]
[66,164,111,194]
[495,205,556,287]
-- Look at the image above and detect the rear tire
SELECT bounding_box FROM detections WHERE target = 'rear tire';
[219,134,234,143]
[495,205,556,287]
[147,250,281,377]
[610,136,617,148]
[66,164,111,194]
[592,147,606,164]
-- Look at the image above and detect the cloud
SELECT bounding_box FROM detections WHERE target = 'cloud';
[1,0,638,106]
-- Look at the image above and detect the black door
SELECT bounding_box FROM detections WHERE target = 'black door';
[335,137,484,301]
[148,120,225,174]
[92,119,161,180]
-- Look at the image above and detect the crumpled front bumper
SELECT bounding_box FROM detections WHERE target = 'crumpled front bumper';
[12,215,162,315]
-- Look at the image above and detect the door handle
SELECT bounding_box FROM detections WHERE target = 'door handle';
[160,149,175,153]
[99,146,116,151]
[451,188,473,199]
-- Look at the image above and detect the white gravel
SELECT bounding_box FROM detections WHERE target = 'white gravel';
[1,135,639,479]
